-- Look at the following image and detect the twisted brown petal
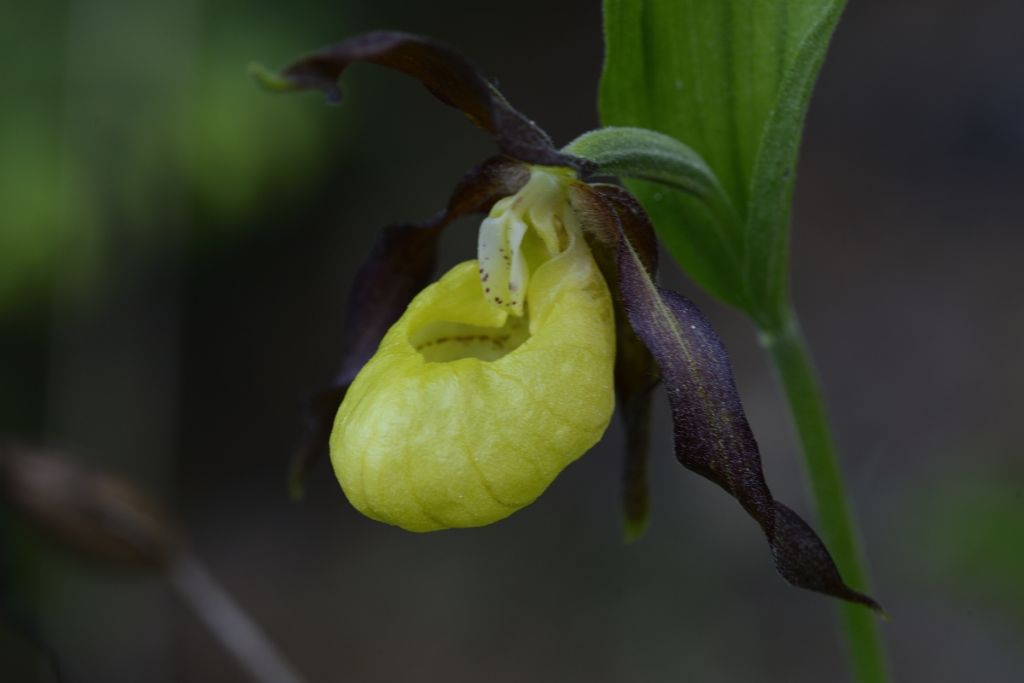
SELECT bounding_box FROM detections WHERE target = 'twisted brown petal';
[587,237,661,542]
[256,31,593,173]
[571,183,881,611]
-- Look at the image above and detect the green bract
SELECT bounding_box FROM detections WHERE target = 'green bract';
[331,169,615,530]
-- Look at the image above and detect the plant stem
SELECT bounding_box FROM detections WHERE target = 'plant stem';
[171,554,308,683]
[760,310,889,683]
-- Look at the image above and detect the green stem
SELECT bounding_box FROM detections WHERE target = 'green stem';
[760,309,889,683]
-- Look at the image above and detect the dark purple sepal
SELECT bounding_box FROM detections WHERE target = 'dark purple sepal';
[257,31,593,174]
[288,156,531,498]
[616,358,659,543]
[574,184,881,611]
[584,232,661,542]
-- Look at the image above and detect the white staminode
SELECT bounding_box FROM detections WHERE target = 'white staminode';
[476,167,579,316]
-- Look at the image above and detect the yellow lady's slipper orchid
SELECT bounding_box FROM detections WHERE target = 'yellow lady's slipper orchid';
[268,29,883,610]
[330,168,615,531]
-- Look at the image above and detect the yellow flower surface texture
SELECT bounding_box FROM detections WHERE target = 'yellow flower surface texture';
[330,168,616,531]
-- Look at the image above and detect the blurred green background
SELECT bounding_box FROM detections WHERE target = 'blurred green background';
[1,0,1022,681]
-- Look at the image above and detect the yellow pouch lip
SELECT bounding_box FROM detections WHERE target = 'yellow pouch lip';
[330,249,615,532]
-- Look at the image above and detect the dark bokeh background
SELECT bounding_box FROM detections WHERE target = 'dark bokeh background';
[2,0,1022,681]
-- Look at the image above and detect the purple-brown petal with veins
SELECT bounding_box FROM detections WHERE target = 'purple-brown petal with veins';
[572,183,881,611]
[260,31,594,173]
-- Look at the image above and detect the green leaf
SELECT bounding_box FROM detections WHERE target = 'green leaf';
[599,0,846,328]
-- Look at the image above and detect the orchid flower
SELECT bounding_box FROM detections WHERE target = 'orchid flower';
[256,31,880,611]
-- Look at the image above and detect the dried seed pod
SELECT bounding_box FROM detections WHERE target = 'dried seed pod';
[0,445,183,571]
